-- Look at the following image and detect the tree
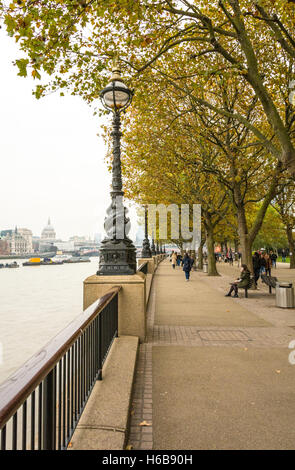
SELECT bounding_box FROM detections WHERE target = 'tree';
[118,67,284,271]
[2,1,295,176]
[115,89,237,276]
[272,180,295,268]
[249,204,287,251]
[3,0,293,268]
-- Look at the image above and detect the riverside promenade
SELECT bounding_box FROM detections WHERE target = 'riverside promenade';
[127,260,295,450]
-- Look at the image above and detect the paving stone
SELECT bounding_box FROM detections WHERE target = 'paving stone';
[128,260,295,450]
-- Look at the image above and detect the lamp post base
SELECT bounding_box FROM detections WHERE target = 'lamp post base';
[84,272,146,341]
[141,238,152,258]
[97,239,136,276]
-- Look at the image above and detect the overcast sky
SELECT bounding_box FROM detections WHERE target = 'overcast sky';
[0,30,138,241]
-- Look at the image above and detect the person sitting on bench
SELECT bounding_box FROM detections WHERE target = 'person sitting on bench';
[225,264,251,298]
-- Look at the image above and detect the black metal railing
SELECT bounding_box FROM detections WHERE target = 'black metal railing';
[137,261,148,275]
[0,286,121,450]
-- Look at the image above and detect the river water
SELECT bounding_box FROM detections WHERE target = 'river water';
[0,257,100,385]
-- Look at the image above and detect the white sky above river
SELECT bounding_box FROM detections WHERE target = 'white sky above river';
[0,31,138,241]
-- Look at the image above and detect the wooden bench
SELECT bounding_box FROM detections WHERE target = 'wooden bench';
[261,274,278,294]
[241,275,255,298]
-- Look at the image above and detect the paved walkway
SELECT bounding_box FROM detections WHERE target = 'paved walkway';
[127,260,295,450]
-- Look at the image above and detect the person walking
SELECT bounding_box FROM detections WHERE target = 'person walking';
[228,250,233,266]
[182,253,193,281]
[171,251,177,269]
[282,249,287,262]
[260,253,267,275]
[225,264,251,298]
[264,253,272,276]
[270,251,277,268]
[252,252,261,287]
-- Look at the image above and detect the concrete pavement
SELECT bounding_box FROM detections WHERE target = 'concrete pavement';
[127,260,295,450]
[155,264,271,327]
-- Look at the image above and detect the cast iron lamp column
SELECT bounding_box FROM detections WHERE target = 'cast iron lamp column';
[141,205,152,258]
[156,240,160,255]
[151,233,156,256]
[97,62,136,275]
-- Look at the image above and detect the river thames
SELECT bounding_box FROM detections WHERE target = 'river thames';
[0,257,100,385]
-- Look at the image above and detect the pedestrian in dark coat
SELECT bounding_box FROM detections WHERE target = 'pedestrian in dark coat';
[225,264,251,298]
[182,253,193,281]
[270,251,277,268]
[264,253,272,276]
[228,251,233,266]
[260,254,267,274]
[252,252,261,286]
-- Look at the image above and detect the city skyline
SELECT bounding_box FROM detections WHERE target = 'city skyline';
[0,219,100,241]
[0,30,139,241]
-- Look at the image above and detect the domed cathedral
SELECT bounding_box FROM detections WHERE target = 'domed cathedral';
[41,217,56,241]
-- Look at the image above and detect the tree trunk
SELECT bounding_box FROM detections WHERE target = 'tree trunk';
[205,223,219,276]
[239,232,253,271]
[236,204,254,272]
[233,171,278,274]
[197,237,205,270]
[286,225,295,269]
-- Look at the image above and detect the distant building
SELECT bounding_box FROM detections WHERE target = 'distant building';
[54,241,75,252]
[0,228,33,254]
[41,217,56,241]
[0,238,10,255]
[39,242,57,254]
[69,235,98,249]
[0,230,13,238]
[10,227,28,255]
[32,236,40,253]
[18,228,33,253]
[69,236,87,243]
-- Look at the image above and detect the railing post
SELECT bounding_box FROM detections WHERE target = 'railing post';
[97,314,102,381]
[42,369,56,450]
[115,294,118,338]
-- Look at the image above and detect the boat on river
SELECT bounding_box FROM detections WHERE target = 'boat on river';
[22,257,64,266]
[0,262,19,269]
[63,256,91,264]
[54,254,71,263]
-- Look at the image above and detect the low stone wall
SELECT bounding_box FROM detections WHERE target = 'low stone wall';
[137,257,159,304]
[69,336,139,450]
[84,255,164,343]
[84,272,146,342]
[71,256,165,450]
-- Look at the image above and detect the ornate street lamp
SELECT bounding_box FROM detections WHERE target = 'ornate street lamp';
[156,240,160,255]
[141,205,152,258]
[97,61,136,275]
[151,233,156,256]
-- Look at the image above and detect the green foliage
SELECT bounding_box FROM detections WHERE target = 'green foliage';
[15,57,29,76]
[250,205,288,249]
[1,0,295,251]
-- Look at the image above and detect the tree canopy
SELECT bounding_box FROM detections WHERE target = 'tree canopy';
[2,0,295,175]
[1,0,295,270]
